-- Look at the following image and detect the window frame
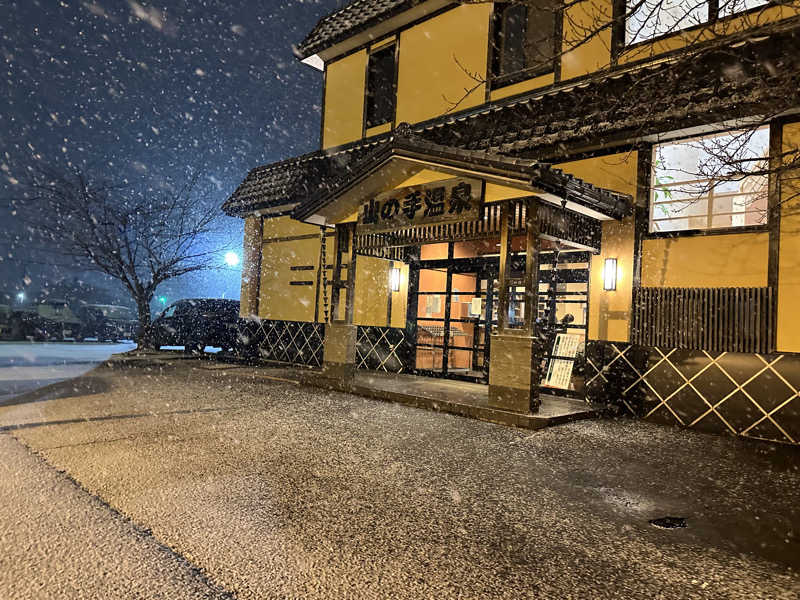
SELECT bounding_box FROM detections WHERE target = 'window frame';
[645,125,772,238]
[489,1,561,90]
[619,0,774,50]
[363,41,398,132]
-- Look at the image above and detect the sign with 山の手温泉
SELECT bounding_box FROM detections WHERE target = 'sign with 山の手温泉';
[357,177,482,234]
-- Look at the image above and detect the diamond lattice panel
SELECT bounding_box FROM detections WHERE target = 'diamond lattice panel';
[356,326,411,373]
[585,342,800,445]
[237,319,325,367]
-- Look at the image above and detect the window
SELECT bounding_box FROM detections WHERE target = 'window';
[365,44,396,129]
[649,127,770,233]
[491,1,557,82]
[626,0,770,45]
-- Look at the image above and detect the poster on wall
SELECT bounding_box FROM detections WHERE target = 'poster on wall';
[542,333,582,390]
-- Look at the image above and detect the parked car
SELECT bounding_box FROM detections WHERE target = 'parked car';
[8,299,83,341]
[77,304,138,342]
[0,303,10,339]
[151,298,240,353]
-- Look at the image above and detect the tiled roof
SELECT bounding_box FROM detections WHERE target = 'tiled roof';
[415,24,800,156]
[292,127,631,220]
[226,21,800,220]
[221,140,389,217]
[224,127,631,220]
[296,0,418,59]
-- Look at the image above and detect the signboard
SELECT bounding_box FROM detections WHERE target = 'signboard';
[542,333,583,390]
[357,177,482,234]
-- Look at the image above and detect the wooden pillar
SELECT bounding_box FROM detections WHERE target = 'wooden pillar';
[344,222,357,325]
[240,216,263,318]
[496,200,512,331]
[523,199,540,333]
[405,248,420,372]
[488,198,542,413]
[322,222,358,383]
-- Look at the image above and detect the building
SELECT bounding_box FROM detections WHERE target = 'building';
[223,1,800,445]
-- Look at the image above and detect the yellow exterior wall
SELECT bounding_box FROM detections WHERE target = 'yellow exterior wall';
[262,215,322,239]
[641,234,768,288]
[255,216,325,322]
[557,152,638,342]
[322,50,367,149]
[395,3,491,125]
[561,0,613,81]
[390,261,409,328]
[490,72,555,102]
[777,121,800,352]
[353,255,392,326]
[240,216,262,317]
[259,236,321,322]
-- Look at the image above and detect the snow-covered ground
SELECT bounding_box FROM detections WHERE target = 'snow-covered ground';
[0,342,136,403]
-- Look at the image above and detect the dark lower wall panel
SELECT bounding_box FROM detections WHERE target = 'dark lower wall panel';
[237,318,325,367]
[585,341,800,445]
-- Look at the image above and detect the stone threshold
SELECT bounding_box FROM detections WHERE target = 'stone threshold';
[295,369,601,431]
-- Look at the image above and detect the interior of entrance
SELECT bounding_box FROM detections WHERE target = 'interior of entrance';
[411,237,590,396]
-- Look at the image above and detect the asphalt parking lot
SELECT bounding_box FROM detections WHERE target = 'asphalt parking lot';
[0,359,798,599]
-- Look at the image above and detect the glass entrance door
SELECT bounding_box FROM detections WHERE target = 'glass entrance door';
[413,262,496,382]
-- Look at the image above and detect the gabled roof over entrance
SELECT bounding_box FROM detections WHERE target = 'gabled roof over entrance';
[292,126,631,223]
[222,127,632,222]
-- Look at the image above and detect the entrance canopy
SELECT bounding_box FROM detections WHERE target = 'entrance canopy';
[292,126,631,226]
[222,125,632,226]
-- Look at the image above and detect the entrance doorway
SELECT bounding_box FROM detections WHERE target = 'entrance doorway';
[414,260,497,382]
[408,240,590,394]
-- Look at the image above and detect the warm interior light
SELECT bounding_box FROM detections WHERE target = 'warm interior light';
[603,258,618,291]
[390,267,401,292]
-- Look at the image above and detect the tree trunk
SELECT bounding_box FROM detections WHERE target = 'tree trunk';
[135,295,156,349]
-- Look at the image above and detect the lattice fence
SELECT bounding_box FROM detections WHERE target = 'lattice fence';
[585,341,800,445]
[356,326,413,373]
[237,318,325,367]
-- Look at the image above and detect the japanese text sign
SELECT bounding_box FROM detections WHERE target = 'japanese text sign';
[357,177,482,233]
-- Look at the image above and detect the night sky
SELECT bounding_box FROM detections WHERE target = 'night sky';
[0,0,343,306]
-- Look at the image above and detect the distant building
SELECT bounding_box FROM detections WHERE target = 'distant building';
[224,1,800,445]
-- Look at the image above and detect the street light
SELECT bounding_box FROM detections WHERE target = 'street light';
[224,251,240,267]
[16,291,25,303]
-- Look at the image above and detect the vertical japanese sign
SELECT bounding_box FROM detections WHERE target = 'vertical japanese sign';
[358,177,482,233]
[542,333,583,390]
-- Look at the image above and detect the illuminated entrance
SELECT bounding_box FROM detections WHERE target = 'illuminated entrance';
[285,131,631,414]
[410,238,590,396]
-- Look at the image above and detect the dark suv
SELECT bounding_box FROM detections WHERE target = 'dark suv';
[152,299,240,353]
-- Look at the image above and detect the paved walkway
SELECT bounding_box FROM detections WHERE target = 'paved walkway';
[0,359,798,599]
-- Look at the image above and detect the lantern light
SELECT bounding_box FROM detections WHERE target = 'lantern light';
[603,258,618,291]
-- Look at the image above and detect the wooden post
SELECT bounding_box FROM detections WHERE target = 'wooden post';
[497,200,512,332]
[322,222,358,384]
[523,199,540,334]
[488,198,542,413]
[344,222,357,325]
[330,224,348,322]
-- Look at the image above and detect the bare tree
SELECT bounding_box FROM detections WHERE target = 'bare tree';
[9,164,222,347]
[447,0,800,220]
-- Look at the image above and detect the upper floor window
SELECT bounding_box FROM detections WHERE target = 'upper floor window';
[649,126,770,233]
[365,43,396,129]
[491,1,558,83]
[626,0,770,45]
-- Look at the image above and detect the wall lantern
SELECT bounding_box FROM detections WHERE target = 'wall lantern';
[390,267,401,292]
[603,258,618,291]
